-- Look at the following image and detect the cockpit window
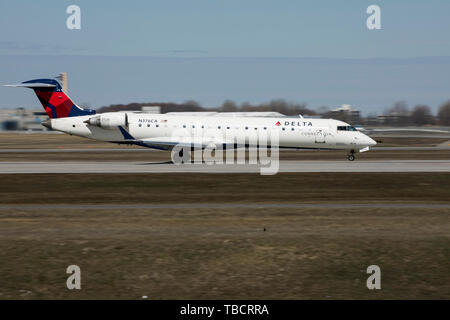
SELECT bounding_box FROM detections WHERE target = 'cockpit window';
[337,125,357,131]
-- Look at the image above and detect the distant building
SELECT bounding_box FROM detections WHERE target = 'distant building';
[141,106,161,114]
[365,115,379,126]
[327,104,361,123]
[376,114,411,126]
[55,72,68,93]
[0,108,49,131]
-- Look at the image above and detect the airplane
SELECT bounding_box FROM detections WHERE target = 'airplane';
[6,78,376,161]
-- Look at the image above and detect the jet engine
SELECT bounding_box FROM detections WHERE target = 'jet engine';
[85,113,127,129]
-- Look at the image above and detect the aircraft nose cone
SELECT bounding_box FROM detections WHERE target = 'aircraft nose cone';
[41,119,52,129]
[367,137,377,146]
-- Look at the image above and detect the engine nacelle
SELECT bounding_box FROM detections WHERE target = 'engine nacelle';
[85,113,127,129]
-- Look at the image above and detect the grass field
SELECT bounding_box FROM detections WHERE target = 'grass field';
[0,207,448,300]
[0,173,449,204]
[0,173,448,299]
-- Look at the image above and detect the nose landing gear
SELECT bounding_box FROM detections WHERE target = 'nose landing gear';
[347,150,355,161]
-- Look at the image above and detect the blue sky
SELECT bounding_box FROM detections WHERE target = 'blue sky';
[0,0,449,114]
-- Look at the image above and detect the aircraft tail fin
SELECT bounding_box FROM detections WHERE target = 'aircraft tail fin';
[5,78,96,119]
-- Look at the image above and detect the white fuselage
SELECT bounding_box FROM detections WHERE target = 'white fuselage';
[48,112,376,151]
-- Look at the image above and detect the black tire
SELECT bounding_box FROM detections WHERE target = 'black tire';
[171,146,191,164]
[180,148,192,164]
[347,154,355,161]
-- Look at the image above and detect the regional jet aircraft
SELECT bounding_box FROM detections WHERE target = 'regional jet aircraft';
[6,78,376,161]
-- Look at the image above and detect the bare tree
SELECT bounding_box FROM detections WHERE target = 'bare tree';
[385,101,410,125]
[438,101,450,126]
[386,101,409,116]
[220,100,238,112]
[316,105,330,115]
[411,105,433,125]
[183,100,201,109]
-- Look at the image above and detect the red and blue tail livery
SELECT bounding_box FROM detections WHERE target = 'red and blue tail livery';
[6,78,95,119]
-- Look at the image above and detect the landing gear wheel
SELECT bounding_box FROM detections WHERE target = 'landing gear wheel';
[180,148,192,164]
[347,154,355,161]
[171,146,191,164]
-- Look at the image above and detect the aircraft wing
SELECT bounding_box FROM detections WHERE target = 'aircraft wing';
[115,126,236,150]
[137,136,236,150]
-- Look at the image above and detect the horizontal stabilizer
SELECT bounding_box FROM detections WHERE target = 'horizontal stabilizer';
[4,83,57,88]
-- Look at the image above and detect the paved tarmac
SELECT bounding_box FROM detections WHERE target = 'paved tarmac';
[0,145,450,152]
[0,160,449,173]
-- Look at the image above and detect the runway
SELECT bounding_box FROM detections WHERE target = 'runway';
[0,160,449,173]
[0,145,449,152]
[0,203,448,209]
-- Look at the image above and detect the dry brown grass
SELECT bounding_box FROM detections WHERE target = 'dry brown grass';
[0,171,448,300]
[0,133,124,149]
[0,173,449,204]
[0,207,448,299]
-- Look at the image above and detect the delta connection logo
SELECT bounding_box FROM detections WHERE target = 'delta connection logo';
[275,120,313,126]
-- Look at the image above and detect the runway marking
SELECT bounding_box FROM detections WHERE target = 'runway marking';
[0,160,449,173]
[0,203,449,210]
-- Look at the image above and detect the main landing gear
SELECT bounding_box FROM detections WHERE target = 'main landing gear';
[347,150,355,161]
